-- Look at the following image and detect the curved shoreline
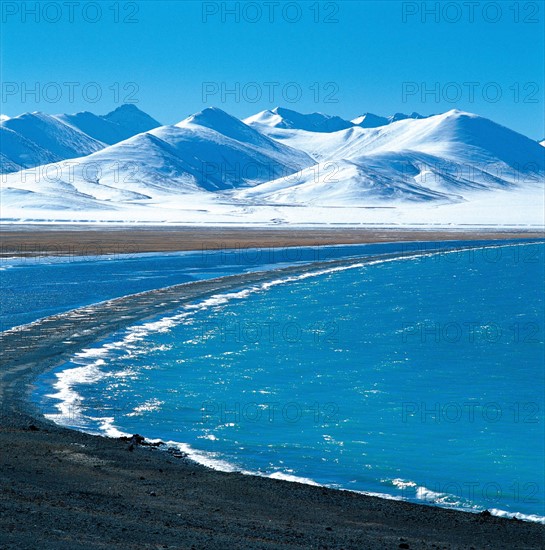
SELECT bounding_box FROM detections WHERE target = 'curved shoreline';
[2,246,544,548]
[2,251,426,414]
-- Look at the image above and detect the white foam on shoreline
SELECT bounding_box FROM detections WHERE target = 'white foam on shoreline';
[102,429,545,524]
[267,472,321,485]
[44,360,108,427]
[165,440,249,473]
[111,428,545,524]
[488,508,545,524]
[95,417,132,439]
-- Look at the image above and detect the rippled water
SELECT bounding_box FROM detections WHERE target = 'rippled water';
[1,239,522,330]
[33,242,545,522]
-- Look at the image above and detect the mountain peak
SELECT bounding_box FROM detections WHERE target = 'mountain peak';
[103,104,161,128]
[178,106,255,137]
[352,113,389,128]
[442,108,475,118]
[245,107,353,133]
[271,106,299,118]
[107,103,140,114]
[388,113,410,123]
[23,111,54,120]
[176,106,283,150]
[0,105,162,174]
[180,106,241,127]
[387,112,432,124]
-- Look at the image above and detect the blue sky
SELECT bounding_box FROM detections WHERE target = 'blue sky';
[1,1,544,138]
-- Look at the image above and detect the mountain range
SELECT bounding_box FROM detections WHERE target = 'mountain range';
[0,105,161,174]
[1,105,543,226]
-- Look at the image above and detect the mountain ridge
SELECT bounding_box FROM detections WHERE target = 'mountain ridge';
[0,105,161,174]
[1,106,543,224]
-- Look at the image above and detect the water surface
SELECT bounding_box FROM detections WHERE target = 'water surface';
[33,242,545,522]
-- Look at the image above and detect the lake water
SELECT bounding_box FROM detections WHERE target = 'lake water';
[1,239,514,331]
[28,241,545,522]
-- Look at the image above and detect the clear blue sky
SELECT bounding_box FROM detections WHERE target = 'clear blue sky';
[1,1,544,138]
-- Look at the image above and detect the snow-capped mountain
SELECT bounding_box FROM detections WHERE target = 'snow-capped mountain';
[1,107,315,211]
[236,109,544,206]
[388,112,427,123]
[244,107,354,133]
[319,109,544,167]
[243,109,435,162]
[56,104,161,145]
[1,112,104,173]
[245,109,429,135]
[0,105,161,174]
[0,114,10,122]
[351,113,389,128]
[351,112,427,128]
[1,106,543,226]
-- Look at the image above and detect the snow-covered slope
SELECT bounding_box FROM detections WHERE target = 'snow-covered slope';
[1,112,105,173]
[329,110,545,170]
[351,113,389,128]
[351,112,427,128]
[174,107,314,184]
[244,107,353,133]
[56,104,161,145]
[0,114,10,122]
[236,110,545,206]
[238,124,363,162]
[0,126,60,173]
[0,106,161,174]
[1,107,315,211]
[243,109,434,161]
[1,106,543,226]
[236,157,455,205]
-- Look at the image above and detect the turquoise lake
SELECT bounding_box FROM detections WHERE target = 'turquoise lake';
[28,242,545,522]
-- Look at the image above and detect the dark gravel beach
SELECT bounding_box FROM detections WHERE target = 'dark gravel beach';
[1,230,544,549]
[2,414,544,550]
